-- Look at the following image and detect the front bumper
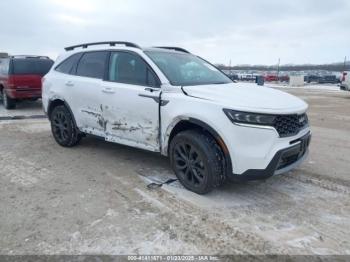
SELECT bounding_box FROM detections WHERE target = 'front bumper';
[230,131,311,181]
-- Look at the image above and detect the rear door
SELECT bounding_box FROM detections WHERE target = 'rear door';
[100,51,161,151]
[65,51,109,136]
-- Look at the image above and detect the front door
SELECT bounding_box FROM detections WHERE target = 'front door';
[101,51,161,152]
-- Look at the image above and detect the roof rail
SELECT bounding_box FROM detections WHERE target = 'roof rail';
[155,46,190,53]
[65,41,141,51]
[10,55,50,59]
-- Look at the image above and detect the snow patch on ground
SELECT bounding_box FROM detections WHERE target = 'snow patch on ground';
[0,151,51,186]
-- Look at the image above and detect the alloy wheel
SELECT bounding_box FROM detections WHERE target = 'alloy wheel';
[173,142,207,187]
[52,110,70,143]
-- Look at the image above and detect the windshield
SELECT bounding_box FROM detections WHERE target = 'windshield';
[11,59,54,75]
[145,51,232,86]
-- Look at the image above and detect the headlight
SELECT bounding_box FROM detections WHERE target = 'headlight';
[223,109,276,126]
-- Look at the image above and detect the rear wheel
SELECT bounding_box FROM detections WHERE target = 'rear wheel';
[50,105,81,147]
[169,130,226,194]
[2,91,16,109]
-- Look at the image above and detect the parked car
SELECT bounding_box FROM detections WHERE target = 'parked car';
[43,41,311,194]
[264,74,278,82]
[340,71,349,91]
[279,75,290,82]
[318,75,338,84]
[0,55,54,109]
[240,74,256,81]
[304,74,321,83]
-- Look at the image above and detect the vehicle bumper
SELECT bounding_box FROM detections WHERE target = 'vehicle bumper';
[229,132,311,181]
[340,84,349,91]
[6,88,41,99]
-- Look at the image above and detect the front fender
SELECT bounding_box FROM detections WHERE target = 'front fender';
[162,115,232,177]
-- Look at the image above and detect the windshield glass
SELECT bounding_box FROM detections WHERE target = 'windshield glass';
[12,59,54,75]
[145,51,231,86]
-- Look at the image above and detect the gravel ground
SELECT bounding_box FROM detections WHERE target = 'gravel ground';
[0,86,350,255]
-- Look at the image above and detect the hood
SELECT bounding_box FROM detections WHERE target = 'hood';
[182,83,308,114]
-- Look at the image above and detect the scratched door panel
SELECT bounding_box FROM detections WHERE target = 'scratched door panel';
[100,81,160,152]
[69,75,105,137]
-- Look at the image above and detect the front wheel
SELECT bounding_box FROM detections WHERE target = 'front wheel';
[169,130,226,194]
[2,91,16,109]
[50,105,81,147]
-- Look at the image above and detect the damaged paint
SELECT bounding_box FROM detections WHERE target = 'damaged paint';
[80,103,159,151]
[161,116,190,155]
[81,110,101,118]
[110,120,155,133]
[98,117,108,131]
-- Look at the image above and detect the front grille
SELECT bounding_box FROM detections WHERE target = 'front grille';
[274,114,308,137]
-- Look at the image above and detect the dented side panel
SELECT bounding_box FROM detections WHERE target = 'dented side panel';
[100,81,160,152]
[68,76,106,134]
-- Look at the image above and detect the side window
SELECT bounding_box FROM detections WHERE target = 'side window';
[76,51,108,79]
[55,53,82,74]
[109,52,158,86]
[147,69,157,87]
[0,59,9,75]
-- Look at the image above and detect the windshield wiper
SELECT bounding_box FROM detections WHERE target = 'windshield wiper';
[212,82,229,84]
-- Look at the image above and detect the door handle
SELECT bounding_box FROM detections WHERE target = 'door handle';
[144,87,159,93]
[65,81,74,87]
[102,87,115,94]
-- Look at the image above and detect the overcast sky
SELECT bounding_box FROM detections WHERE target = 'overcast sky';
[0,0,349,65]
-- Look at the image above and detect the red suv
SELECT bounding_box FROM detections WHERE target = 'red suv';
[0,54,53,109]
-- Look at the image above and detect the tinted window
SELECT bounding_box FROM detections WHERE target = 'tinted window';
[56,53,82,74]
[109,52,157,86]
[11,59,54,76]
[76,52,108,79]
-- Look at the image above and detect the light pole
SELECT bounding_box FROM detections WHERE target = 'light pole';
[343,56,347,72]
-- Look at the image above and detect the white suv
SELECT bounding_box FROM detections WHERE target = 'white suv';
[42,41,311,194]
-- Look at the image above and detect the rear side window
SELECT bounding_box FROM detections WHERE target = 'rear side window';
[55,53,82,74]
[11,59,54,76]
[76,52,108,79]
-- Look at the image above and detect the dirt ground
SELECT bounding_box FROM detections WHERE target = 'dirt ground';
[0,86,350,255]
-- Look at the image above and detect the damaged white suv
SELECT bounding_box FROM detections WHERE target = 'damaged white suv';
[43,41,311,194]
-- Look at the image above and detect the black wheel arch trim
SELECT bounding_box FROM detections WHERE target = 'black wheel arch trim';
[186,117,233,178]
[48,99,78,129]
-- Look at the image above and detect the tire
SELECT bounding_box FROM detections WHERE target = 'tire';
[2,91,16,109]
[50,105,81,147]
[169,130,226,194]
